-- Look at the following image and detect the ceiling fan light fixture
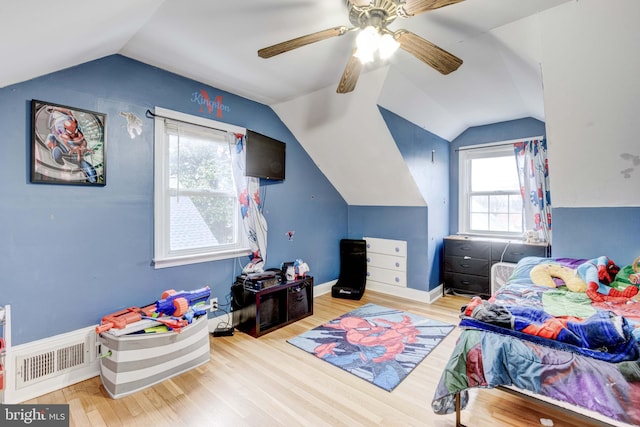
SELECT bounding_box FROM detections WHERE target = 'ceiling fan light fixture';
[354,47,375,64]
[378,33,399,59]
[258,0,465,93]
[355,26,380,63]
[356,26,380,51]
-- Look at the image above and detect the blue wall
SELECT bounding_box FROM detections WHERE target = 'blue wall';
[1,55,347,345]
[7,56,635,346]
[347,206,430,291]
[448,118,640,268]
[552,207,640,265]
[378,107,450,289]
[449,118,546,234]
[345,107,450,292]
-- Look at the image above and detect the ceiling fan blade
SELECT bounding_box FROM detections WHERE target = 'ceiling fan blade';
[347,0,371,6]
[258,26,348,58]
[401,0,465,16]
[337,50,363,94]
[395,30,462,75]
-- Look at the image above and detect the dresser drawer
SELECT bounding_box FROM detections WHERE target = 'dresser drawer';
[443,256,489,277]
[365,237,407,257]
[444,238,490,259]
[367,266,407,287]
[444,272,490,296]
[491,241,548,264]
[366,252,405,272]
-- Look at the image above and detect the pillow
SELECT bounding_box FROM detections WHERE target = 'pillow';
[508,257,588,287]
[530,262,587,292]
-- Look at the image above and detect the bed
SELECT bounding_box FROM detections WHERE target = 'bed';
[432,256,640,427]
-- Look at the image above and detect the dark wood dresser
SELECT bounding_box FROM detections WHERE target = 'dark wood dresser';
[443,236,550,297]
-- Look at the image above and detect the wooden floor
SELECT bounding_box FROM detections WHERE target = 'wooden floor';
[26,291,607,427]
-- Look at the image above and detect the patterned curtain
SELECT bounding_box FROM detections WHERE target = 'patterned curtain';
[513,138,552,243]
[230,133,268,270]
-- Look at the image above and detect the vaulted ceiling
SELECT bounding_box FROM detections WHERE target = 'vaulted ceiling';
[1,0,571,205]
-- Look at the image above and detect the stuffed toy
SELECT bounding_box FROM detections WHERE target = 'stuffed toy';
[523,230,539,244]
[530,262,587,292]
[576,256,638,302]
[632,256,640,284]
[608,256,640,291]
[294,258,310,278]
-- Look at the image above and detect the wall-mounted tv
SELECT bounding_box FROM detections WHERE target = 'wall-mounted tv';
[245,129,286,181]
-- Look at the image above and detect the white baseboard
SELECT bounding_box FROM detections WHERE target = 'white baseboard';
[4,279,441,403]
[428,284,445,303]
[4,326,100,404]
[313,279,336,296]
[317,279,441,304]
[207,311,234,332]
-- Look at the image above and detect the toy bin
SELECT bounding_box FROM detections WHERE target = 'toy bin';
[98,315,210,399]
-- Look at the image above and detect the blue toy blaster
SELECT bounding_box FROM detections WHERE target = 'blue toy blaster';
[155,286,210,317]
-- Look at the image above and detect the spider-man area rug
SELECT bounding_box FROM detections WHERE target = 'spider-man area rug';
[287,303,454,391]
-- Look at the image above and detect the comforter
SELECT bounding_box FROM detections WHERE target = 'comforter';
[432,256,640,426]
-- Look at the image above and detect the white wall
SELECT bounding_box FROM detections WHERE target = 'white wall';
[540,0,640,207]
[273,67,426,207]
[274,0,640,210]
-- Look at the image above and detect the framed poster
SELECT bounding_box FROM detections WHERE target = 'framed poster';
[31,100,106,185]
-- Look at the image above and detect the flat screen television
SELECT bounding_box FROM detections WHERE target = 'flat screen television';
[245,129,286,181]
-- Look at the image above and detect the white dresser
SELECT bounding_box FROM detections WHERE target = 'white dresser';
[364,237,407,288]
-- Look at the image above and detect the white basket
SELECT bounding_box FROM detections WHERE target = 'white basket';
[491,262,517,295]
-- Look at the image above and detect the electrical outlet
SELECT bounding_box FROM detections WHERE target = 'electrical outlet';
[210,297,218,311]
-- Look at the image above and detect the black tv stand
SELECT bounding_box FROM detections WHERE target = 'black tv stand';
[232,276,313,337]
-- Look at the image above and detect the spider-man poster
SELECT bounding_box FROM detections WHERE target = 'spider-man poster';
[31,100,106,186]
[288,303,454,391]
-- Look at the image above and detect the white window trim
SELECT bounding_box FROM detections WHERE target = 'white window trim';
[152,107,250,269]
[458,140,533,239]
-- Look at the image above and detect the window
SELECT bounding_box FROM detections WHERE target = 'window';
[459,144,523,238]
[153,107,250,268]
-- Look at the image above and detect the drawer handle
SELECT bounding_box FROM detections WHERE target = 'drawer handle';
[463,256,471,260]
[367,243,371,248]
[395,262,400,268]
[367,257,371,262]
[461,281,470,285]
[461,264,471,268]
[395,247,400,252]
[395,277,400,282]
[366,272,371,277]
[511,252,524,255]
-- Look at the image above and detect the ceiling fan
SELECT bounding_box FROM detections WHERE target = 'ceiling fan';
[258,0,464,94]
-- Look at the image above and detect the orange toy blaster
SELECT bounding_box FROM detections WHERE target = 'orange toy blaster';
[95,305,156,334]
[96,286,210,334]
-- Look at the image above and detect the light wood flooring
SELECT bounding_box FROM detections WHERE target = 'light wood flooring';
[26,291,607,427]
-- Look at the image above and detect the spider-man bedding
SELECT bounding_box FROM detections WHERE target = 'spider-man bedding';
[431,256,640,426]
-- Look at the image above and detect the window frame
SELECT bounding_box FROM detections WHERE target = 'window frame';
[153,107,250,269]
[458,142,523,239]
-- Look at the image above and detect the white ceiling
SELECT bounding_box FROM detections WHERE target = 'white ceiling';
[1,0,572,205]
[3,0,569,118]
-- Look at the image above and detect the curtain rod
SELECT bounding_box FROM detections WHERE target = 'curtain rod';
[145,109,236,134]
[455,135,544,152]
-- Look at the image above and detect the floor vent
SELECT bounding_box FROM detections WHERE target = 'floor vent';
[20,351,55,384]
[58,342,85,371]
[16,337,89,389]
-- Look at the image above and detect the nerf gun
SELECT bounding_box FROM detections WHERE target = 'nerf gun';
[95,304,156,334]
[155,286,210,317]
[96,286,210,334]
